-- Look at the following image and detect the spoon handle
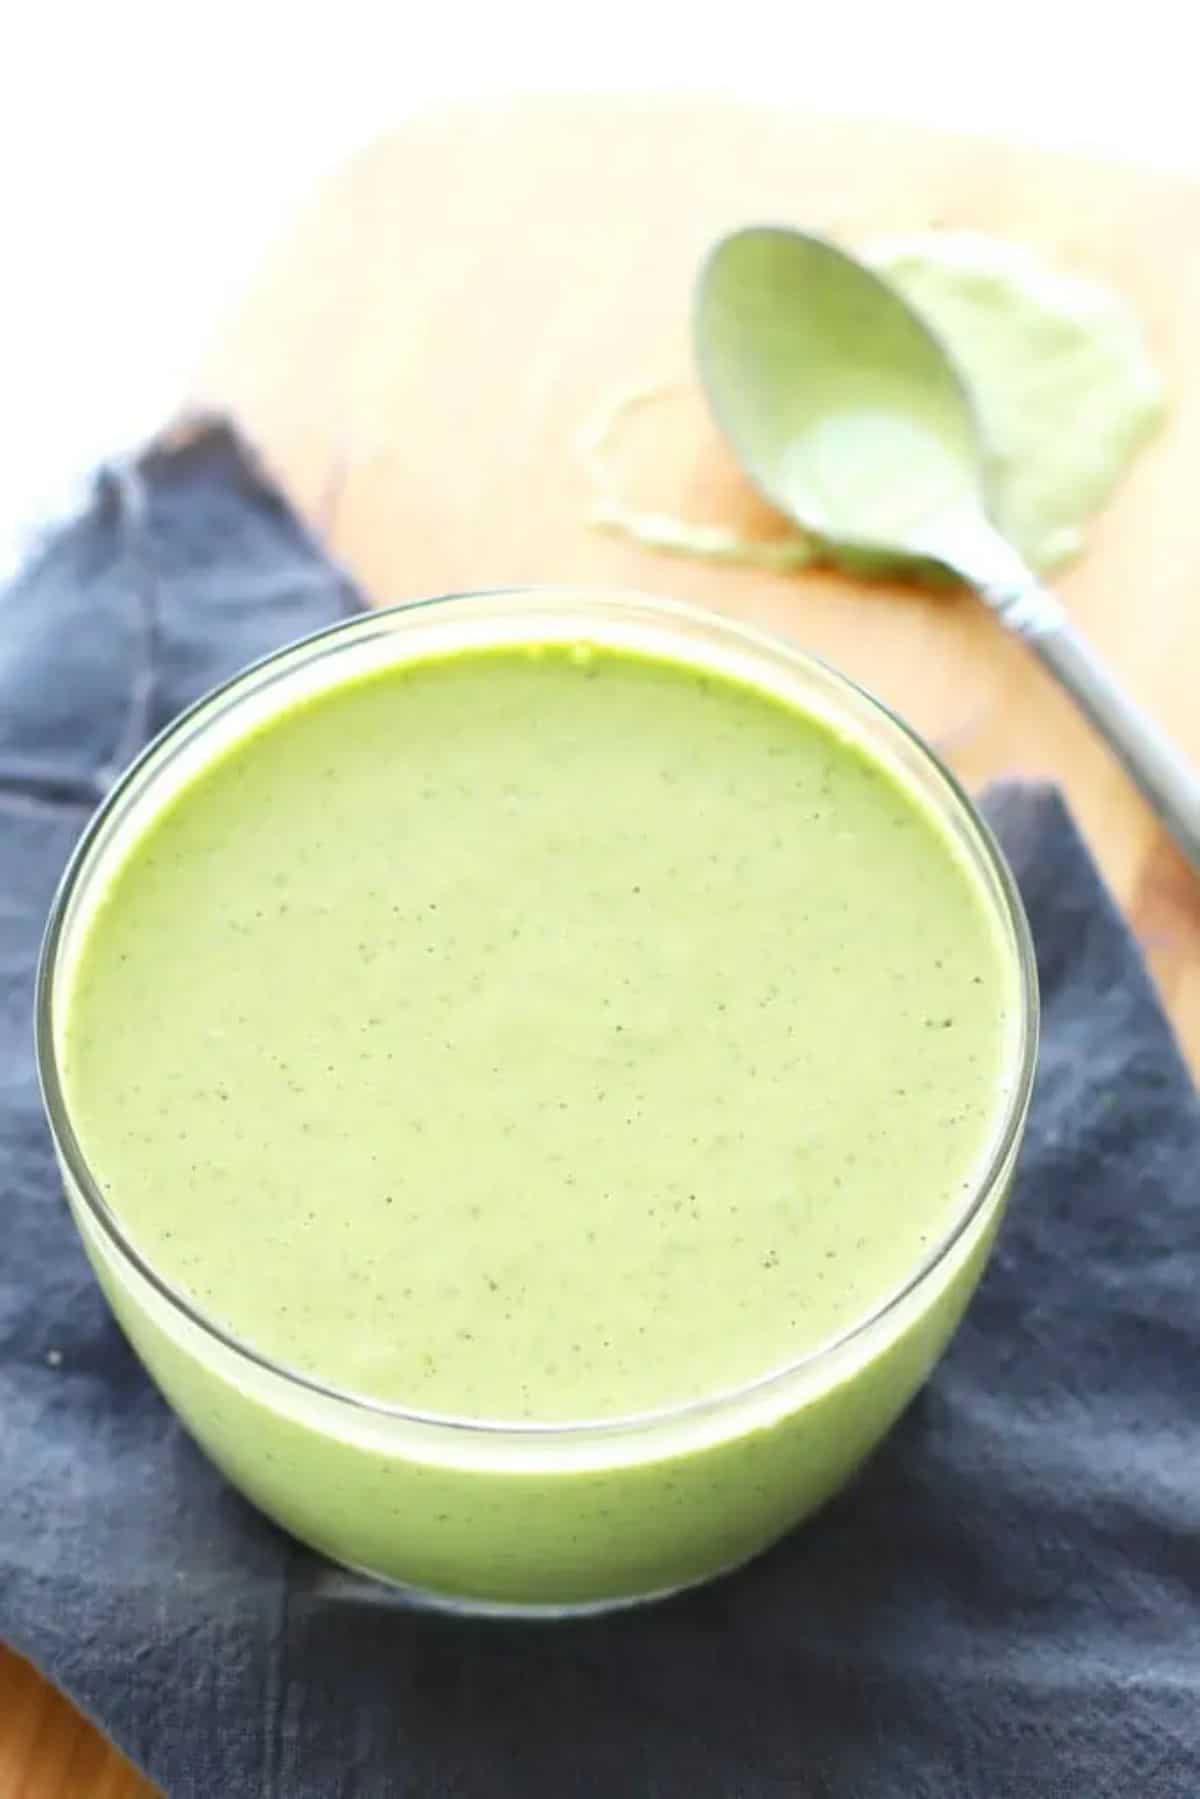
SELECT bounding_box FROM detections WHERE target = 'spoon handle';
[1028,621,1200,870]
[969,537,1200,874]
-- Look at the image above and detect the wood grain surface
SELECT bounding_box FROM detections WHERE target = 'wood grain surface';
[6,95,1199,1796]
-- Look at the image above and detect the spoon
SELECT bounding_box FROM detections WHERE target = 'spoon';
[694,225,1200,873]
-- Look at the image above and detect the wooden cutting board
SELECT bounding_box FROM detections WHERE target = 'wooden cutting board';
[7,95,1200,1798]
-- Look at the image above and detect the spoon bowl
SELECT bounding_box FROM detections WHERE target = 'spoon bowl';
[695,227,984,560]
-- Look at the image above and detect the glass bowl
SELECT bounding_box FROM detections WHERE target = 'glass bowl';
[36,588,1038,1615]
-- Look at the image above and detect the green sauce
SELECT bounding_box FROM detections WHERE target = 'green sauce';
[869,232,1164,570]
[61,635,1020,1605]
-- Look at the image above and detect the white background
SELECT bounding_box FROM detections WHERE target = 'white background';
[2,1,1196,563]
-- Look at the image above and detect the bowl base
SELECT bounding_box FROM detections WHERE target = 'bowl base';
[313,1550,744,1619]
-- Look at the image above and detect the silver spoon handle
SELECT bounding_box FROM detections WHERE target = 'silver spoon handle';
[972,548,1200,874]
[1029,620,1200,870]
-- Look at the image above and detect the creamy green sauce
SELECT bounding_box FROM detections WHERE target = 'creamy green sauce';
[64,644,1011,1426]
[869,232,1164,569]
[585,232,1163,576]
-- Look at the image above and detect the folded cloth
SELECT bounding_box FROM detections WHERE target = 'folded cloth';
[1,422,1197,1799]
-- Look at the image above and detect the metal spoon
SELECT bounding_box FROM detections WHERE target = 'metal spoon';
[694,225,1200,872]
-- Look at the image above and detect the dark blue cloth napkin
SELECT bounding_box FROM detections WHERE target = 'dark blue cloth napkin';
[2,422,1198,1798]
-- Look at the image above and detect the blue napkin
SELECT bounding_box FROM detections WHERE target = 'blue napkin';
[2,422,1198,1798]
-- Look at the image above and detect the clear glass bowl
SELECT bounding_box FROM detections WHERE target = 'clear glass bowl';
[36,588,1038,1616]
